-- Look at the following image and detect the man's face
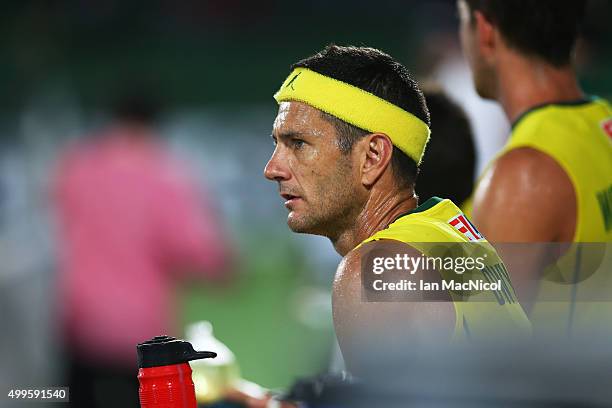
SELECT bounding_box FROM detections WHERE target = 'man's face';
[264,101,361,237]
[457,0,496,99]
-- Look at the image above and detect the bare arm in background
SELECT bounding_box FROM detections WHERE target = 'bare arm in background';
[471,147,576,311]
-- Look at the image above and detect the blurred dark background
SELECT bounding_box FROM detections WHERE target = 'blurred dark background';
[1,0,608,111]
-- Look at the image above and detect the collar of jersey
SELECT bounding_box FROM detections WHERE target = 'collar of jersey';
[511,96,597,130]
[391,196,444,224]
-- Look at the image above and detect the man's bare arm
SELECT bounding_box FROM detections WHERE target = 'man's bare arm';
[332,239,455,374]
[472,147,576,309]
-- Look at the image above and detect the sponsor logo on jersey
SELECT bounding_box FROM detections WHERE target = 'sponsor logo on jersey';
[449,214,484,241]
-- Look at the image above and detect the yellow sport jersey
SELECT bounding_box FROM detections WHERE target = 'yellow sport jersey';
[360,197,532,341]
[512,98,612,337]
[464,97,612,241]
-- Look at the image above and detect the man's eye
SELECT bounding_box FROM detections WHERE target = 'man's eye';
[292,139,305,149]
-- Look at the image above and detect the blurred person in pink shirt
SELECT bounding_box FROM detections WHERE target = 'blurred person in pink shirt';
[53,89,231,407]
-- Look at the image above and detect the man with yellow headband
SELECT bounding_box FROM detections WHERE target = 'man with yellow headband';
[264,45,530,374]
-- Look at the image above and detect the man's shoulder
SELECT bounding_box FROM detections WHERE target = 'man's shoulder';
[479,147,574,215]
[491,147,572,191]
[363,199,474,245]
[338,240,423,279]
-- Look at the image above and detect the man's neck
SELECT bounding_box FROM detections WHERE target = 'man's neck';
[331,187,417,257]
[496,54,584,124]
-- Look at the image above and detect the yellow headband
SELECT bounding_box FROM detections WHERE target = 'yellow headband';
[274,67,430,165]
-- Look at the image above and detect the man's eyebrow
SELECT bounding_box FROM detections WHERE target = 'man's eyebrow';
[272,130,306,141]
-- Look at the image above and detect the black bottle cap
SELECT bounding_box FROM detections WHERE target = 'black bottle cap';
[137,335,217,369]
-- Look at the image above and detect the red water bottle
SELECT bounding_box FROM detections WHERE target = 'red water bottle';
[137,335,216,408]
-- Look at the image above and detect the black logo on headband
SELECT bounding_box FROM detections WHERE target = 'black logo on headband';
[285,72,301,91]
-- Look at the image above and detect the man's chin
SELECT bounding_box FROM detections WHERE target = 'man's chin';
[287,213,319,235]
[473,70,496,100]
[287,219,310,234]
[475,84,495,100]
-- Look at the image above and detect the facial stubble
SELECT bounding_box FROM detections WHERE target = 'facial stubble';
[287,154,361,241]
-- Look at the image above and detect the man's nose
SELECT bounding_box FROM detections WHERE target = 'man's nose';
[264,150,290,182]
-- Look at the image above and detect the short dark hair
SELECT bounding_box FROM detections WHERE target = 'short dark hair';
[291,44,430,190]
[418,87,476,205]
[464,0,586,67]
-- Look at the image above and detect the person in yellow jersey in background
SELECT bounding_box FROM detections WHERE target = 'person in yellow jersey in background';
[457,0,612,336]
[263,45,530,375]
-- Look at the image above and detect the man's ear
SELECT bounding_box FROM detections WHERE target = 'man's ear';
[474,10,497,59]
[360,133,394,187]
